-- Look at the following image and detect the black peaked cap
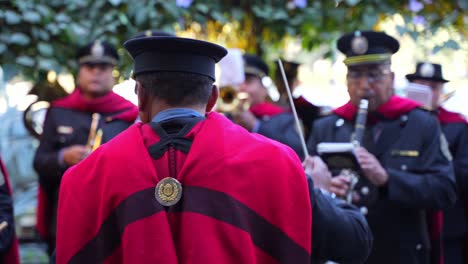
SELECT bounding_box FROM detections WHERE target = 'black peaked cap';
[124,36,227,80]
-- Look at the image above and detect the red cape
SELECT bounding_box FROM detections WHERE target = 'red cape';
[52,88,138,122]
[250,102,285,118]
[0,159,20,264]
[36,88,138,239]
[57,112,312,264]
[437,107,467,125]
[334,96,420,122]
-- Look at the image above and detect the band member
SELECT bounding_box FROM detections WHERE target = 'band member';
[0,157,19,264]
[33,40,138,254]
[233,54,311,158]
[56,35,372,264]
[307,31,456,264]
[407,62,468,264]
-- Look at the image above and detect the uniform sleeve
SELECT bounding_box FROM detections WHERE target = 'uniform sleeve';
[309,177,372,264]
[257,114,305,159]
[0,175,14,253]
[33,109,67,191]
[384,117,457,209]
[453,124,468,195]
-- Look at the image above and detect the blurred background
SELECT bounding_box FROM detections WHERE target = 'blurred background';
[0,0,467,262]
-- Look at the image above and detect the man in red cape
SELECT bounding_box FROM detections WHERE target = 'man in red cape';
[307,31,456,264]
[56,36,373,264]
[407,62,468,264]
[0,157,19,264]
[33,40,138,255]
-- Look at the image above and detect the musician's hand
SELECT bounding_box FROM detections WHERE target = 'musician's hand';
[330,175,351,198]
[232,111,258,132]
[355,147,389,186]
[62,145,89,166]
[304,156,332,191]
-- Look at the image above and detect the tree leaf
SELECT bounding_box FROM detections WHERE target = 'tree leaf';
[35,4,52,17]
[196,3,209,14]
[38,59,57,71]
[5,10,21,25]
[38,43,54,56]
[432,45,443,54]
[444,39,460,50]
[9,33,31,45]
[22,10,41,23]
[0,43,6,53]
[109,0,123,6]
[272,9,288,20]
[16,56,35,67]
[345,0,361,6]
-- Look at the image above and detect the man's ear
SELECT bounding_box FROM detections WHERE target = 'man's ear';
[206,85,219,112]
[136,81,147,112]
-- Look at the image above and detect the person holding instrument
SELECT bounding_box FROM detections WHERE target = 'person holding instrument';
[56,35,372,264]
[307,31,456,264]
[33,40,138,255]
[406,62,468,264]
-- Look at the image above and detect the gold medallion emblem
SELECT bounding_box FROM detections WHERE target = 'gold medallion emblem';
[351,31,368,55]
[91,41,104,57]
[155,177,182,206]
[420,63,435,78]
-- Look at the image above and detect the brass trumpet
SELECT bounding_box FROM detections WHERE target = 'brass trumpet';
[216,86,249,113]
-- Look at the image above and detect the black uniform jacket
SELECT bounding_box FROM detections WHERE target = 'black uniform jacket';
[439,108,468,241]
[257,112,306,159]
[307,107,456,264]
[309,177,373,264]
[33,106,135,238]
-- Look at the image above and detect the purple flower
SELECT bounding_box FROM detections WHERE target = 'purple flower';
[409,0,424,13]
[294,0,307,8]
[176,0,193,8]
[412,15,426,25]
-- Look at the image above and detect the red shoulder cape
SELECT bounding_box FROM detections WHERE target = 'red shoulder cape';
[0,159,20,264]
[334,96,420,122]
[52,88,138,122]
[437,107,467,125]
[57,112,311,264]
[250,102,285,118]
[36,89,138,240]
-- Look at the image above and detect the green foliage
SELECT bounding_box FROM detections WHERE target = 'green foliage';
[0,0,466,83]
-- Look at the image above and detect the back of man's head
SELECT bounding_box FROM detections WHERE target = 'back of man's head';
[136,72,214,106]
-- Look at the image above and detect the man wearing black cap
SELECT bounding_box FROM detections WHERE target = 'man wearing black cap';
[55,36,372,264]
[233,54,311,158]
[407,62,468,264]
[33,40,138,255]
[307,31,457,264]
